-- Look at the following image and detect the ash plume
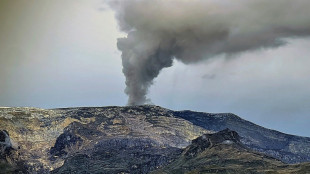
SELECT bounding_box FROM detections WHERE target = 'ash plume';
[109,0,310,105]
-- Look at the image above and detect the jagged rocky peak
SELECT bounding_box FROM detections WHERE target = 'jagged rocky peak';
[184,128,241,157]
[196,128,240,146]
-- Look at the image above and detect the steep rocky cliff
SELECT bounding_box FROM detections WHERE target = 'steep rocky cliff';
[1,105,310,173]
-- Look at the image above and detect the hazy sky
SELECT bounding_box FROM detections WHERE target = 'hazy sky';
[1,0,310,137]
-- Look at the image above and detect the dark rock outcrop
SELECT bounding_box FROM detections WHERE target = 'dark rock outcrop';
[184,128,241,158]
[0,130,27,174]
[50,129,83,158]
[52,138,182,174]
[0,130,12,156]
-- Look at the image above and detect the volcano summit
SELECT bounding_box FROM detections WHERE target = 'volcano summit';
[1,105,310,173]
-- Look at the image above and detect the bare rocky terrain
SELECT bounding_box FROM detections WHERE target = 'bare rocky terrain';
[1,105,310,173]
[152,129,310,174]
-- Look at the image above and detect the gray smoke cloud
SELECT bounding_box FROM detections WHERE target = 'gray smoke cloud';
[109,0,310,105]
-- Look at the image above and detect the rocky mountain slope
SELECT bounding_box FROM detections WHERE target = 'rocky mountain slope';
[152,129,310,174]
[1,105,310,173]
[174,110,310,163]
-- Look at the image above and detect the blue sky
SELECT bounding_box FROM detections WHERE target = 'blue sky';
[1,0,310,137]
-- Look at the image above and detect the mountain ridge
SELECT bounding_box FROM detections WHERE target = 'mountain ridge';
[152,129,310,174]
[1,105,310,173]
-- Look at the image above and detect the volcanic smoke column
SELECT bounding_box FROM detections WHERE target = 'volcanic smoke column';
[110,0,310,105]
[117,32,176,105]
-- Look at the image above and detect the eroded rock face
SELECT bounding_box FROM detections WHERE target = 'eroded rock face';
[0,106,209,173]
[52,138,182,174]
[0,107,73,172]
[1,105,310,173]
[0,130,27,174]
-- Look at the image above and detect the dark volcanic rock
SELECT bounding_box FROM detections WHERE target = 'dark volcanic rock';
[50,128,83,158]
[52,138,182,174]
[184,129,241,158]
[0,130,27,174]
[0,130,12,156]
